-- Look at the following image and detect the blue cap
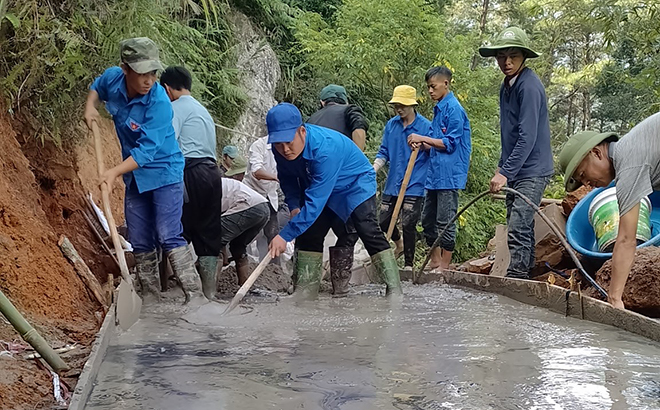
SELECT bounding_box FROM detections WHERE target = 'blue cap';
[267,103,303,144]
[222,145,239,158]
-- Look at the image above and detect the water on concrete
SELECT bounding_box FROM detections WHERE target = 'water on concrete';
[86,283,660,409]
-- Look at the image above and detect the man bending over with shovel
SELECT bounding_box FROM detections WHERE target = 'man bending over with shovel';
[559,113,660,309]
[266,103,402,297]
[84,38,207,305]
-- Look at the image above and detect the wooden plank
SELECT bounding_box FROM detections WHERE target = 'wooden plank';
[58,236,108,308]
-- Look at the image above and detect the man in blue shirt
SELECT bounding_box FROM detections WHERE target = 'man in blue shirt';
[84,38,206,305]
[374,85,431,270]
[479,27,553,279]
[408,67,472,271]
[266,103,402,297]
[160,66,223,300]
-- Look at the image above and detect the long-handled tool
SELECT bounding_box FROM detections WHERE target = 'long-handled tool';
[414,188,608,299]
[91,120,142,329]
[386,146,419,240]
[223,254,272,315]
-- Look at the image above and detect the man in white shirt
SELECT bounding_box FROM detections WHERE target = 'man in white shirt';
[161,66,223,300]
[221,178,270,285]
[243,136,281,260]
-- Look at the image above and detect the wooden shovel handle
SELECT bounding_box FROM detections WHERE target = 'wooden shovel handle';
[91,121,133,285]
[224,254,272,315]
[386,147,419,240]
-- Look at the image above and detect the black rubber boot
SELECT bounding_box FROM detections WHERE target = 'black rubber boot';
[134,250,161,304]
[167,246,208,306]
[329,246,353,297]
[235,255,250,286]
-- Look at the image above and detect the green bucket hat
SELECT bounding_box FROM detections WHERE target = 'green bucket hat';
[120,37,164,74]
[558,131,619,192]
[319,84,348,103]
[479,27,541,59]
[225,155,247,177]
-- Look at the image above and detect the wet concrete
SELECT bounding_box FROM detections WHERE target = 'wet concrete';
[86,283,660,409]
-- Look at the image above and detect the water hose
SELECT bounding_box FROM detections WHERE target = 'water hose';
[414,188,608,299]
[0,290,68,372]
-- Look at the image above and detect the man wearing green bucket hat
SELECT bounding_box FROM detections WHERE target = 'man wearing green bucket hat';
[479,27,554,280]
[559,112,660,309]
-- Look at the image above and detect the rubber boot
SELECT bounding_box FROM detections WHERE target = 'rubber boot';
[167,246,208,306]
[235,255,250,286]
[371,248,403,296]
[197,256,218,300]
[329,246,353,298]
[294,250,324,299]
[134,250,161,303]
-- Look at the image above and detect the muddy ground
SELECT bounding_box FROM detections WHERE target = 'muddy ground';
[217,262,293,297]
[0,107,122,409]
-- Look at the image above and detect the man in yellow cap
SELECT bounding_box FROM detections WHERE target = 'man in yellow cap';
[559,112,660,309]
[373,85,431,270]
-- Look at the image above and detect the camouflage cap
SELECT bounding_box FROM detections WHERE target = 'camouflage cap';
[120,37,164,74]
[319,84,348,103]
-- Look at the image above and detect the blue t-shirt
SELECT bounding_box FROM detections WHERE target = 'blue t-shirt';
[274,124,376,242]
[90,67,184,193]
[376,113,431,197]
[426,92,472,190]
[171,95,217,161]
[498,67,553,181]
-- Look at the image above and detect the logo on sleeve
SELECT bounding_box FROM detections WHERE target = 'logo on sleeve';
[128,118,141,131]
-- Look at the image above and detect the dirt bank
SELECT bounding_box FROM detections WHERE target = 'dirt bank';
[0,109,122,409]
[217,262,292,297]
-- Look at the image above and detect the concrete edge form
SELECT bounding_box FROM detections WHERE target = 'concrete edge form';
[68,305,117,410]
[401,270,660,343]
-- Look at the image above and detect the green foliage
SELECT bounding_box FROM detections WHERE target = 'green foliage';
[0,0,246,145]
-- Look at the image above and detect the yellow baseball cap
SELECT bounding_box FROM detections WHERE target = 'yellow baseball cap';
[389,85,418,106]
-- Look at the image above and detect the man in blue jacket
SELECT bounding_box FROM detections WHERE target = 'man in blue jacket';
[408,67,472,271]
[266,103,401,297]
[84,38,206,305]
[374,85,431,271]
[479,27,554,279]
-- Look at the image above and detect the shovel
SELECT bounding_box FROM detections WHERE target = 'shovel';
[385,146,419,240]
[223,254,272,315]
[91,120,142,330]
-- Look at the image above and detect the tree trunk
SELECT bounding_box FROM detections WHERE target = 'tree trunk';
[470,0,490,71]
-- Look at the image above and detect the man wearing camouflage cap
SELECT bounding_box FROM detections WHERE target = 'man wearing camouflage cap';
[479,27,554,280]
[559,112,660,309]
[84,37,207,306]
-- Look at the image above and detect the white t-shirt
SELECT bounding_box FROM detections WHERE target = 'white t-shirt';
[243,136,279,210]
[221,178,267,216]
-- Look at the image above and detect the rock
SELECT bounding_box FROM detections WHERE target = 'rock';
[561,185,592,217]
[465,256,493,274]
[590,246,660,316]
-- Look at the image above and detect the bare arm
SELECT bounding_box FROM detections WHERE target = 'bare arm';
[408,134,446,150]
[351,129,366,151]
[253,168,279,182]
[608,203,640,309]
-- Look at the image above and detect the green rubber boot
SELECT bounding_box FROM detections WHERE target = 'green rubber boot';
[294,250,324,299]
[371,248,403,296]
[167,246,208,306]
[134,250,161,304]
[197,256,218,300]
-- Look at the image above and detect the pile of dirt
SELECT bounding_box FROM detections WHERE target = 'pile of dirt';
[217,262,293,296]
[0,112,121,409]
[561,185,592,216]
[589,246,660,317]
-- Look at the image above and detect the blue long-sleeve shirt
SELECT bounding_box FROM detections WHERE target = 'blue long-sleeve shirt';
[274,124,376,242]
[91,67,184,193]
[498,67,554,181]
[426,92,472,190]
[376,113,431,197]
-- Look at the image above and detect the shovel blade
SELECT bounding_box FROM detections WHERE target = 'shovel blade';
[115,278,142,330]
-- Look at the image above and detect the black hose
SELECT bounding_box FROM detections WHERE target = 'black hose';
[413,188,608,299]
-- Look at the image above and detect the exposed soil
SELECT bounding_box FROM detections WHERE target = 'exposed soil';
[561,185,592,216]
[217,262,293,297]
[0,109,122,409]
[588,246,660,317]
